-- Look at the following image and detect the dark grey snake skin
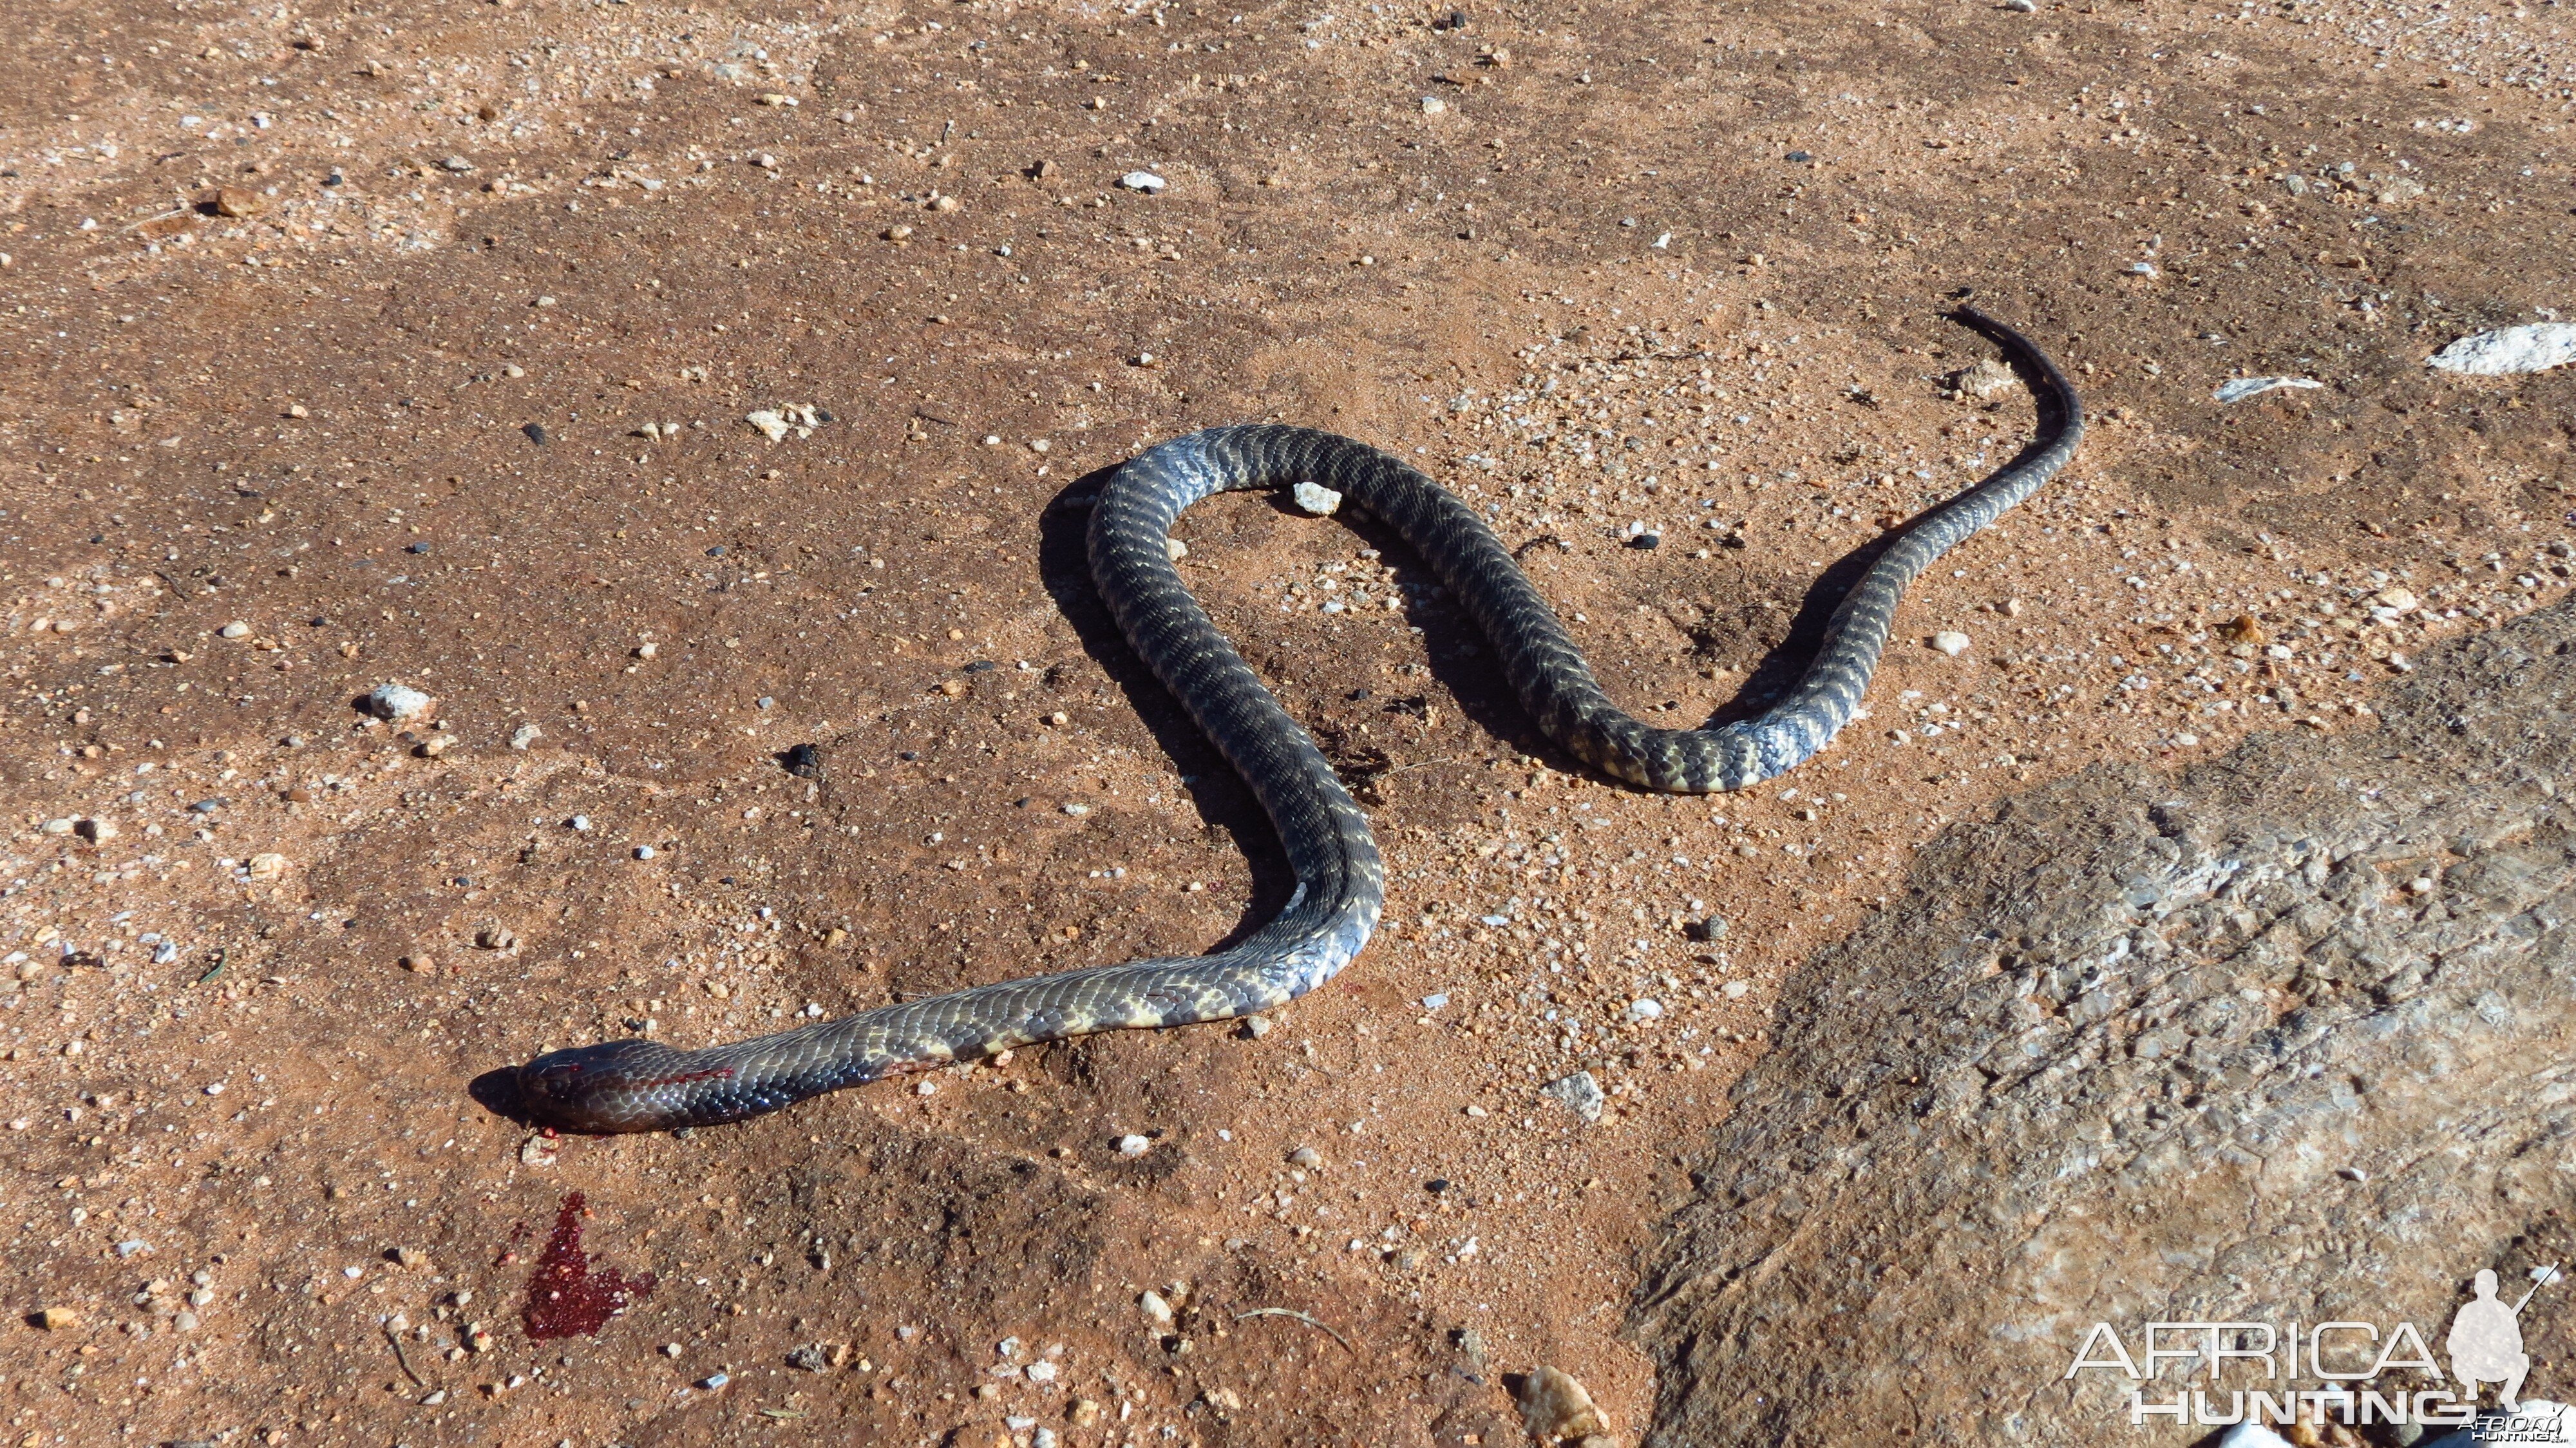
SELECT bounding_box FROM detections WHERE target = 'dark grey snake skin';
[510,307,2082,1131]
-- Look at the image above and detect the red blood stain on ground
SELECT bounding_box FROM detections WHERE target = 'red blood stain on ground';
[519,1191,654,1340]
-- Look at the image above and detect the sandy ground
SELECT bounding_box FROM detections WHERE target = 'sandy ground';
[1,0,2571,1443]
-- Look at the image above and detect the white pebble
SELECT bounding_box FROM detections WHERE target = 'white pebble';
[1930,631,1971,657]
[1291,482,1343,516]
[1166,537,1189,562]
[2429,321,2576,376]
[1115,1134,1151,1157]
[1119,171,1167,193]
[915,1080,937,1096]
[365,682,437,724]
[1419,95,1447,115]
[1626,998,1663,1022]
[634,845,658,861]
[1061,802,1090,817]
[509,724,543,750]
[1139,1290,1175,1325]
[218,620,251,639]
[2213,376,2325,404]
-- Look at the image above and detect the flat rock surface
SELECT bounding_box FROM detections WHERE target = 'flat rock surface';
[1638,600,2576,1445]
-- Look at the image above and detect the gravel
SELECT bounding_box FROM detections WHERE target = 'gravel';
[1119,171,1166,193]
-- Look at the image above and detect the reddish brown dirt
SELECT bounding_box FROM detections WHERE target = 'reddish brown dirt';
[3,0,2572,1443]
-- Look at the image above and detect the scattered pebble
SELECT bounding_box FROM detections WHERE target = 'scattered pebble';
[698,1371,730,1391]
[365,681,437,724]
[1165,537,1189,562]
[1139,1290,1175,1326]
[1115,1134,1151,1157]
[509,724,543,750]
[245,853,287,879]
[1291,482,1344,516]
[1119,171,1167,193]
[1289,1146,1323,1169]
[1516,1364,1613,1442]
[1540,1071,1605,1124]
[211,187,266,218]
[746,403,829,441]
[2213,376,2325,404]
[2428,321,2576,376]
[2002,0,2038,10]
[1930,631,1972,657]
[439,155,475,173]
[634,845,658,861]
[1625,998,1663,1023]
[1420,95,1448,115]
[34,1306,80,1331]
[1061,802,1091,817]
[218,621,251,640]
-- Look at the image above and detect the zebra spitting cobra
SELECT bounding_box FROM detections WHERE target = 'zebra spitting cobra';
[509,306,2082,1131]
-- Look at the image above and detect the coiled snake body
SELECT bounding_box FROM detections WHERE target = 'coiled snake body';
[513,307,2082,1132]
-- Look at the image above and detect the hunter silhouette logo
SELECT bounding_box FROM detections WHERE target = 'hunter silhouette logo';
[2062,1261,2564,1431]
[2450,1264,2558,1414]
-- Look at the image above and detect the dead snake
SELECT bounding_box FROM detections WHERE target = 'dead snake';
[509,306,2082,1131]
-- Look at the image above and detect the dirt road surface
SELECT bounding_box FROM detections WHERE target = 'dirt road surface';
[3,0,2571,1442]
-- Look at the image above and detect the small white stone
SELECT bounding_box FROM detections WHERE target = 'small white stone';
[365,682,437,724]
[1166,537,1189,562]
[1119,171,1167,193]
[1115,1133,1151,1157]
[1419,95,1446,115]
[1025,1360,1059,1384]
[1930,631,1971,657]
[245,852,287,879]
[1139,1290,1175,1325]
[2429,321,2576,376]
[509,724,542,750]
[218,620,251,639]
[1626,998,1663,1022]
[1061,801,1090,817]
[2213,376,2325,404]
[634,845,658,861]
[745,409,791,441]
[1291,481,1343,516]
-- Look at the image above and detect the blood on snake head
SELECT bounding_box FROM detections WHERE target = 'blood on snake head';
[516,1038,720,1133]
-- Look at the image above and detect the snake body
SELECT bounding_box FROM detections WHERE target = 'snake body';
[511,307,2082,1132]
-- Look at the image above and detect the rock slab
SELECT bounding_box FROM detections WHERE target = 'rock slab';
[1636,600,2576,1445]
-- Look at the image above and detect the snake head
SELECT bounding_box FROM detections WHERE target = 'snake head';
[515,1038,692,1133]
